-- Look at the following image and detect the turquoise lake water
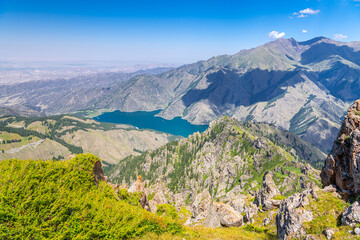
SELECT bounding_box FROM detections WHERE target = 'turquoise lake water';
[93,110,208,137]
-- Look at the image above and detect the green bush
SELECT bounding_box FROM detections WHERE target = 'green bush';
[156,204,178,220]
[244,224,269,233]
[0,154,183,239]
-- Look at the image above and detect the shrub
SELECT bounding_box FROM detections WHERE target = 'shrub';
[156,204,178,220]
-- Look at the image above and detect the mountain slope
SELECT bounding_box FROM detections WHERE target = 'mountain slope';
[92,37,359,152]
[0,68,172,116]
[0,115,177,164]
[109,117,322,207]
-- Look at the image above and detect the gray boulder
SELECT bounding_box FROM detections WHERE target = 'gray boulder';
[355,227,360,236]
[342,201,360,226]
[322,228,335,240]
[204,202,243,228]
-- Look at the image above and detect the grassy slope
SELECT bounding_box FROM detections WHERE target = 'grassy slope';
[0,154,183,239]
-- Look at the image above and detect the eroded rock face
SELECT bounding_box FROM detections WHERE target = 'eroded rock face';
[321,100,360,196]
[276,189,316,240]
[255,172,281,210]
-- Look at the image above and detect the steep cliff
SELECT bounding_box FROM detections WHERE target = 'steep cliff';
[321,100,360,196]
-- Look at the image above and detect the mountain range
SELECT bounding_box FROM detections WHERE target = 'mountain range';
[1,37,360,152]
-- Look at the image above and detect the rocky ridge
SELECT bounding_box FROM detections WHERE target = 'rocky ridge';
[107,108,360,239]
[321,99,360,196]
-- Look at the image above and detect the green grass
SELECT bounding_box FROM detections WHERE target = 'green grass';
[272,195,286,201]
[303,191,349,234]
[0,154,183,239]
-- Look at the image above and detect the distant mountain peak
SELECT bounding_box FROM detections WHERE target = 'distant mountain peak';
[299,36,331,45]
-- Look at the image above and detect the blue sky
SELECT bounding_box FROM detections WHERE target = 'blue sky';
[1,0,359,63]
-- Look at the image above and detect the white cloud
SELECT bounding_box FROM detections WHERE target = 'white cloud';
[291,8,320,19]
[302,29,308,33]
[334,34,348,40]
[299,8,320,15]
[268,31,285,39]
[297,14,308,18]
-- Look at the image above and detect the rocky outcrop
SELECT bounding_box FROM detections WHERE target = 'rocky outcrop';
[321,100,360,196]
[243,203,258,223]
[185,190,212,226]
[128,175,151,212]
[93,161,107,186]
[276,189,317,240]
[341,201,360,226]
[204,202,243,228]
[144,181,174,213]
[255,172,281,210]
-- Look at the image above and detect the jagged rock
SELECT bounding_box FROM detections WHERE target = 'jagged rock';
[185,190,212,226]
[255,172,281,210]
[204,202,243,228]
[263,211,275,226]
[355,227,360,236]
[128,175,145,193]
[276,189,315,240]
[321,100,360,196]
[93,161,106,186]
[342,201,360,226]
[322,228,335,240]
[243,203,258,223]
[203,202,221,228]
[128,175,151,212]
